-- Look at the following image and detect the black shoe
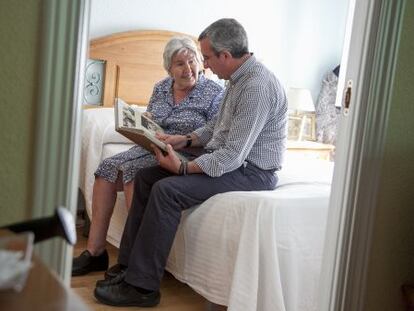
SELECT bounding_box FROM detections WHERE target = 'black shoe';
[72,250,109,276]
[94,280,160,307]
[96,270,126,288]
[104,263,127,280]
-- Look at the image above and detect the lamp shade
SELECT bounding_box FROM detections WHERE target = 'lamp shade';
[287,87,315,112]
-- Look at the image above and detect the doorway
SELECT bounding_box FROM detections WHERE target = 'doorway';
[33,0,407,310]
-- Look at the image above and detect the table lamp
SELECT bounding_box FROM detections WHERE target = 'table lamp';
[287,87,315,141]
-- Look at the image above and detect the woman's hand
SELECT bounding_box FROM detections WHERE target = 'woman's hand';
[156,133,187,150]
[152,144,182,174]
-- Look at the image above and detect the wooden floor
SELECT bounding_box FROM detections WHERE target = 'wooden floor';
[71,228,226,310]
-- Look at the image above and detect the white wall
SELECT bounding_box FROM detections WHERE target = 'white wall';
[89,0,349,102]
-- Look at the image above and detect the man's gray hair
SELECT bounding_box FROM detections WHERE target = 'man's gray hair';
[198,18,249,58]
[163,36,202,72]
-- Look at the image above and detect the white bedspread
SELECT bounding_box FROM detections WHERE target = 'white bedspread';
[167,161,332,311]
[79,107,334,311]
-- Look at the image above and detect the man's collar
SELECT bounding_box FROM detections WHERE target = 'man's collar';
[229,54,255,84]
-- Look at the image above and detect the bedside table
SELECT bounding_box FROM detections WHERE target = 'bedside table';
[287,140,335,161]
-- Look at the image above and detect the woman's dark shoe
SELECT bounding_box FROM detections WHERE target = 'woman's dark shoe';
[72,250,109,276]
[96,270,126,288]
[94,280,160,307]
[104,263,127,279]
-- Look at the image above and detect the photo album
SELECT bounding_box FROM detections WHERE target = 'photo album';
[114,98,188,161]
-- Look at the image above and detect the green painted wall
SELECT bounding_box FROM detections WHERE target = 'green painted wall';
[365,2,414,310]
[0,1,42,225]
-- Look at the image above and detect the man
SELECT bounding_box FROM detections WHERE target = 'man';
[94,18,287,307]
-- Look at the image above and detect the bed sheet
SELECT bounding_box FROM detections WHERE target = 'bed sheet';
[167,183,330,311]
[166,159,332,311]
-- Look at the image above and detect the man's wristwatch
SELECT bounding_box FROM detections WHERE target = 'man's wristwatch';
[185,134,192,148]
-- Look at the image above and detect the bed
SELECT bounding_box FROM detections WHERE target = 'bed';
[79,30,334,311]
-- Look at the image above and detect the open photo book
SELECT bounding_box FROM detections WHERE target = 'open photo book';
[115,98,188,162]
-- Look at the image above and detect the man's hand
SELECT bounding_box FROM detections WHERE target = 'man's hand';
[152,144,182,174]
[156,133,187,150]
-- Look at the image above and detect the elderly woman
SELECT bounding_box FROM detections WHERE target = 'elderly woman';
[72,36,223,276]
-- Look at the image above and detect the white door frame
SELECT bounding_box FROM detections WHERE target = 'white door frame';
[319,0,406,310]
[31,0,90,283]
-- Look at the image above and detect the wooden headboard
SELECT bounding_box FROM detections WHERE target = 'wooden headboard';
[88,30,197,107]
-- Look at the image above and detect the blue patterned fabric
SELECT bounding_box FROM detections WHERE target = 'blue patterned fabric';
[95,75,223,183]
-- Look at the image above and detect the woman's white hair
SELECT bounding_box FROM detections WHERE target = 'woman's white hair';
[163,36,202,72]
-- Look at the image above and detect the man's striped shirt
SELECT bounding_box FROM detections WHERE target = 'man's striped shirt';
[193,56,287,177]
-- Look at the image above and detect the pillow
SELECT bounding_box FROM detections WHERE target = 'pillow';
[315,69,340,145]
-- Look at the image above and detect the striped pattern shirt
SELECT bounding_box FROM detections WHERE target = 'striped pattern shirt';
[193,56,287,177]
